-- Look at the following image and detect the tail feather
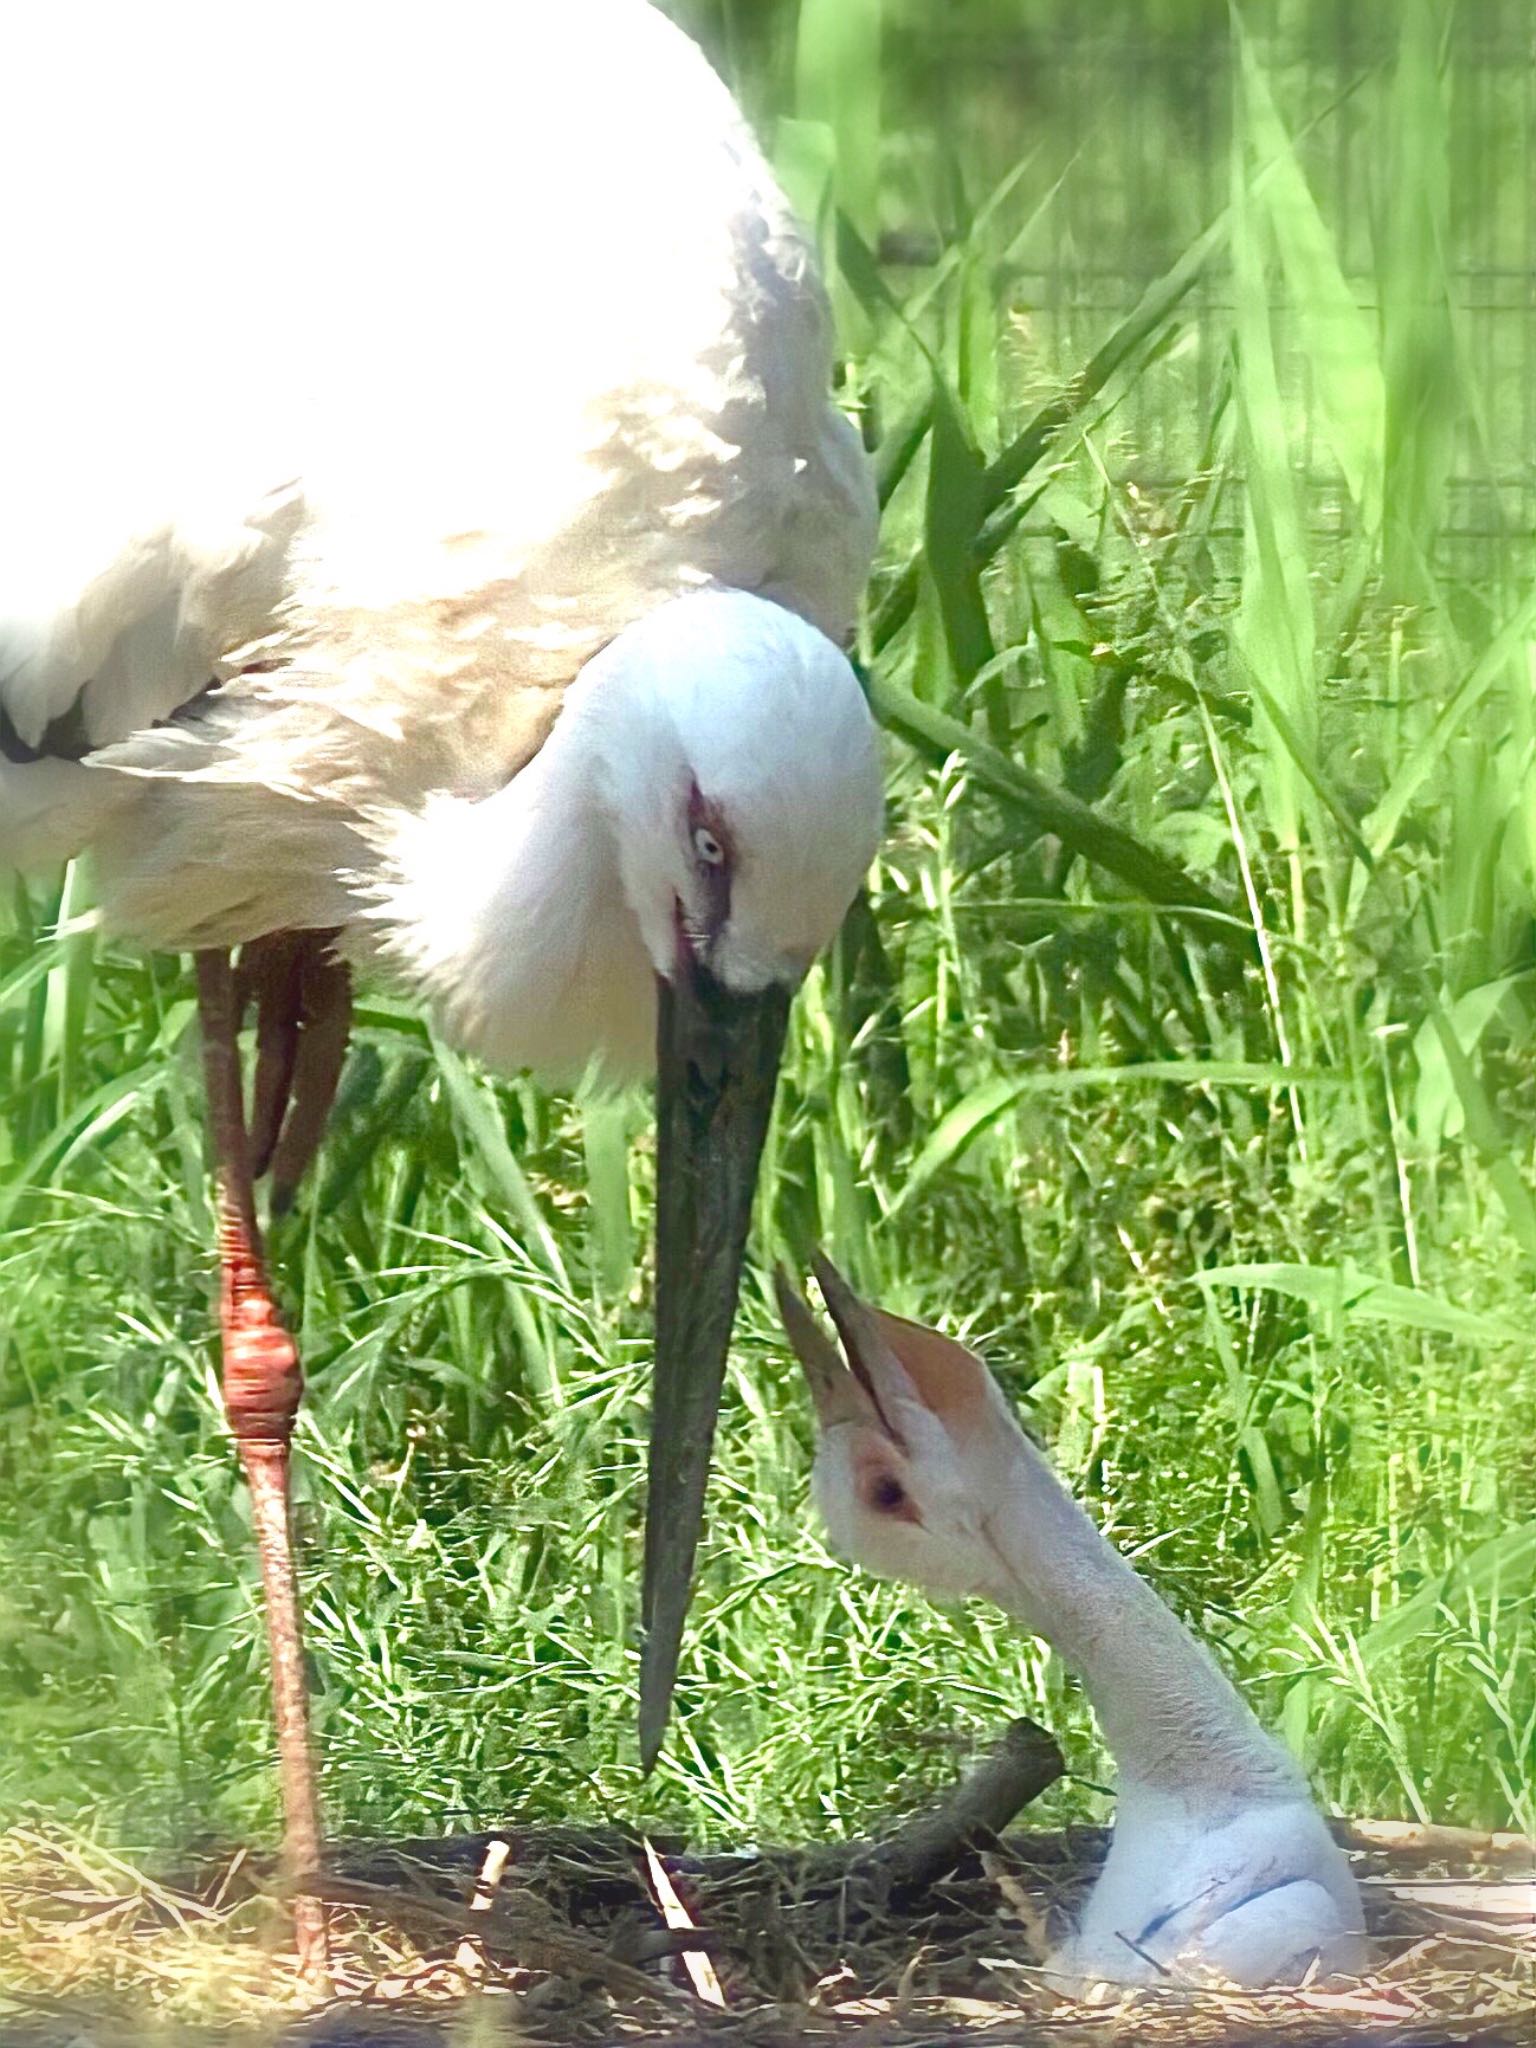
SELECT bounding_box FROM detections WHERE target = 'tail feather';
[0,759,124,873]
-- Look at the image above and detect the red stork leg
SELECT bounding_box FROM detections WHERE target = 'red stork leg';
[195,948,331,1986]
[243,934,305,1181]
[269,943,352,1215]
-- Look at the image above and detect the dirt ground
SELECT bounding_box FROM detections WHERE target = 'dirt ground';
[0,1815,1530,2048]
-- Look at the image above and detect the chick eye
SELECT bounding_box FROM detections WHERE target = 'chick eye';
[868,1473,908,1515]
[693,825,726,868]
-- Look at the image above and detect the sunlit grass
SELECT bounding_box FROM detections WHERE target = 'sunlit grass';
[1,0,1532,1868]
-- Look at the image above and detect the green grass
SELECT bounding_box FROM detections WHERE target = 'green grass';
[2,0,1533,1865]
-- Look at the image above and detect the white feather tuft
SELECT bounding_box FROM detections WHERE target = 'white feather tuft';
[0,3,882,1057]
[364,591,880,1080]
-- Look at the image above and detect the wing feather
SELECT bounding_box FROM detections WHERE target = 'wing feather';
[0,1,874,916]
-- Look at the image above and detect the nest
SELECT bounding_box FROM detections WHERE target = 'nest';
[0,1744,1529,2048]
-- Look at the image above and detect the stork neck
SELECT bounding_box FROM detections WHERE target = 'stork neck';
[984,1434,1299,1803]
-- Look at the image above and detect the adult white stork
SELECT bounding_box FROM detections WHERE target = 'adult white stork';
[1,0,881,1968]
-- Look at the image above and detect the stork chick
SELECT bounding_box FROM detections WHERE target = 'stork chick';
[777,1256,1368,1995]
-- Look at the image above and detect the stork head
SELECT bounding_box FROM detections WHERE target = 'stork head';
[579,592,883,1764]
[775,1253,1028,1610]
[582,590,883,996]
[369,590,879,1759]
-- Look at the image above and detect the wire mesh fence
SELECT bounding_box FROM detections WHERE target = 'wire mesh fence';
[695,0,1536,583]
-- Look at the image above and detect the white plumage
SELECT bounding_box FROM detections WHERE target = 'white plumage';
[0,0,887,1882]
[1,0,880,1073]
[781,1258,1369,1995]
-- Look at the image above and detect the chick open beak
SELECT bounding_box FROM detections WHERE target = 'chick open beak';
[773,1266,865,1427]
[775,1251,907,1444]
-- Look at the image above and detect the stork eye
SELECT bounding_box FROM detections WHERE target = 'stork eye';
[868,1473,908,1515]
[692,825,726,868]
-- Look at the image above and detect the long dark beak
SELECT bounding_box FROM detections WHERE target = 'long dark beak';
[639,966,790,1769]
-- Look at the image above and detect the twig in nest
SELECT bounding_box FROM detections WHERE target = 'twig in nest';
[852,1716,1065,1898]
[641,1838,727,2007]
[1335,1818,1536,1869]
[453,1836,511,1979]
[309,1874,677,2003]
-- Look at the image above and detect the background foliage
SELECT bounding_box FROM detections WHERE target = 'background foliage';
[2,0,1532,1860]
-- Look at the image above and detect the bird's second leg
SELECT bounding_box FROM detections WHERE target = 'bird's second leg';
[196,948,331,1986]
[268,940,351,1214]
[239,930,352,1212]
